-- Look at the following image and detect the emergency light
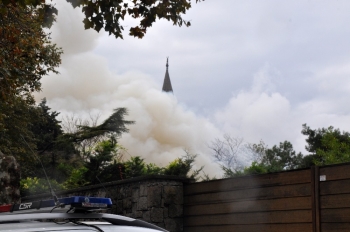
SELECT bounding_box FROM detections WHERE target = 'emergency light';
[0,196,112,213]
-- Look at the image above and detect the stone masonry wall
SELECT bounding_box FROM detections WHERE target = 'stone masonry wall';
[22,175,189,232]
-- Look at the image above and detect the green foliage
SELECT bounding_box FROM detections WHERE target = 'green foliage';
[5,0,203,39]
[302,124,350,166]
[220,140,303,178]
[124,156,147,178]
[221,165,240,178]
[0,3,62,105]
[1,1,57,28]
[32,98,63,152]
[222,161,268,178]
[83,138,124,185]
[315,130,350,165]
[164,159,186,176]
[71,0,202,39]
[63,108,134,144]
[302,124,350,154]
[261,141,303,172]
[20,177,64,196]
[120,152,204,180]
[98,161,125,183]
[145,163,164,175]
[0,3,62,175]
[0,96,37,166]
[17,107,134,190]
[3,0,203,39]
[0,98,76,179]
[25,99,76,180]
[218,125,350,178]
[63,166,89,189]
[243,161,268,175]
[222,124,350,178]
[19,147,206,192]
[298,154,318,168]
[163,152,203,180]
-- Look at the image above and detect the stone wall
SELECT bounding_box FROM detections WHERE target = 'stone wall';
[22,175,190,232]
[0,151,20,205]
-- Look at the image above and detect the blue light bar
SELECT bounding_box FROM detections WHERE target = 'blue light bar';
[59,196,113,209]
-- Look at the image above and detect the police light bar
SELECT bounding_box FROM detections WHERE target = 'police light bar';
[60,196,112,209]
[0,196,112,213]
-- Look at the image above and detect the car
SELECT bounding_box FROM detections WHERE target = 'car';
[0,196,167,232]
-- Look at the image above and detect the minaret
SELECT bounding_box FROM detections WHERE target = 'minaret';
[162,57,173,93]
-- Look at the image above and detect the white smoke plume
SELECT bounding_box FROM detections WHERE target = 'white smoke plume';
[214,62,350,155]
[36,1,223,176]
[36,1,350,179]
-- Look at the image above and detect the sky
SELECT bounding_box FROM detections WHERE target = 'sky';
[36,0,350,177]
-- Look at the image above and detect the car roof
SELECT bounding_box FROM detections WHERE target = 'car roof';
[0,213,167,232]
[0,197,167,232]
[0,221,163,232]
[0,221,96,232]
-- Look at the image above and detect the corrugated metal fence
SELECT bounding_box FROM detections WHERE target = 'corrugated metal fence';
[183,163,350,232]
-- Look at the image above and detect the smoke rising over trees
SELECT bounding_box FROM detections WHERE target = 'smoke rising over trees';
[0,0,210,194]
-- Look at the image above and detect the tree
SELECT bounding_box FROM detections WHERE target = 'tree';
[63,108,134,145]
[209,134,245,173]
[122,151,204,180]
[0,3,62,106]
[83,137,124,185]
[61,113,102,162]
[163,151,203,180]
[214,138,304,178]
[60,108,134,187]
[2,98,76,180]
[60,109,134,185]
[260,141,303,172]
[124,156,147,178]
[0,3,62,168]
[242,141,304,175]
[31,99,76,179]
[244,140,268,164]
[0,96,37,165]
[239,161,267,176]
[31,98,63,153]
[5,0,203,39]
[302,124,350,166]
[315,132,350,165]
[20,177,63,196]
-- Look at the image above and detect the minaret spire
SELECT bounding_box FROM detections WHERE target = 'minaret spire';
[162,57,173,93]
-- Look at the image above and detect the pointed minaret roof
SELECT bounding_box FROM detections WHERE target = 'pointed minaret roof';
[162,57,173,93]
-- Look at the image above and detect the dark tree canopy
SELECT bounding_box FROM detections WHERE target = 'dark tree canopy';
[302,124,350,166]
[302,124,350,154]
[0,3,62,104]
[4,0,203,39]
[0,96,37,164]
[0,3,63,177]
[261,141,303,172]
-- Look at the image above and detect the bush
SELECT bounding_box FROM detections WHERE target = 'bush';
[20,177,64,196]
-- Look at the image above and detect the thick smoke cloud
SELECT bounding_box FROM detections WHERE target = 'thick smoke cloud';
[36,0,350,178]
[215,62,350,154]
[37,1,222,176]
